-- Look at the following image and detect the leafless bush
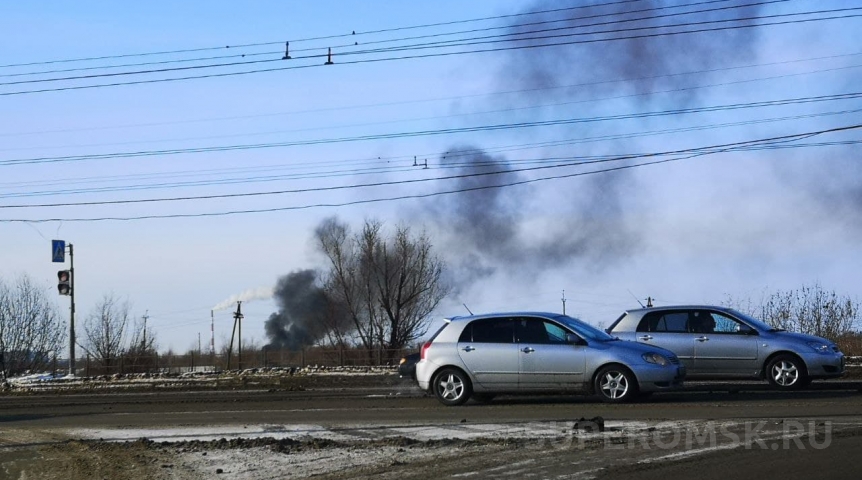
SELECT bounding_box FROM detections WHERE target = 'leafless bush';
[725,284,859,343]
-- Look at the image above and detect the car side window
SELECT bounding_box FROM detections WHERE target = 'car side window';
[710,312,745,334]
[637,312,689,333]
[544,321,569,344]
[515,318,569,344]
[689,310,717,333]
[467,318,514,343]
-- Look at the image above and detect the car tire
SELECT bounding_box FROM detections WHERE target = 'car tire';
[766,354,808,390]
[594,364,638,403]
[432,368,472,406]
[472,393,496,404]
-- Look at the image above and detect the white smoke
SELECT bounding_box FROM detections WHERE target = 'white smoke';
[211,286,274,311]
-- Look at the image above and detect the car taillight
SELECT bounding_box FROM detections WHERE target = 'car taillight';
[420,341,432,360]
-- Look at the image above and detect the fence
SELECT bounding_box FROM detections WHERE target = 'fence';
[78,347,412,376]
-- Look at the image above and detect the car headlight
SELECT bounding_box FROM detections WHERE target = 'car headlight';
[642,353,669,366]
[806,341,831,354]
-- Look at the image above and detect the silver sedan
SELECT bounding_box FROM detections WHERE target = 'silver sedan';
[606,305,845,389]
[415,312,685,406]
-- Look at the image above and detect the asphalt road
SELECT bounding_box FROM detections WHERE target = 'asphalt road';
[1,381,861,430]
[2,381,862,479]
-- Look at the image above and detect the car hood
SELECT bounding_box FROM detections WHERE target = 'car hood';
[769,331,834,346]
[600,339,677,358]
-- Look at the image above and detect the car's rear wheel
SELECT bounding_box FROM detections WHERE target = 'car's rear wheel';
[432,368,472,406]
[594,365,638,403]
[766,354,808,390]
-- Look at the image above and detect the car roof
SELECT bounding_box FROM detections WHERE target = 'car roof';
[624,305,736,315]
[446,311,566,322]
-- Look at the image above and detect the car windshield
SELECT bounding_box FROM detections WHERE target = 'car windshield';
[726,309,782,332]
[553,314,617,342]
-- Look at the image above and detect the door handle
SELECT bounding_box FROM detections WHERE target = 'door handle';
[462,346,475,352]
[521,347,535,353]
[696,336,709,342]
[639,335,653,341]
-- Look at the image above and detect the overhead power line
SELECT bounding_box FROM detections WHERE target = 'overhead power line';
[0,0,641,69]
[3,9,860,97]
[0,0,785,84]
[2,106,859,199]
[2,91,859,167]
[3,60,859,155]
[1,124,859,222]
[5,49,859,140]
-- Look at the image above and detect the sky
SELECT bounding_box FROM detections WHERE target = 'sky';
[1,1,860,355]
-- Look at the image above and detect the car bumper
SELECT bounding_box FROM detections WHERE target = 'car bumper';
[636,364,686,392]
[415,359,437,391]
[801,352,845,378]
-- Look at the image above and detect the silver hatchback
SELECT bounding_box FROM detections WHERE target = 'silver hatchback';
[415,312,685,405]
[606,305,845,389]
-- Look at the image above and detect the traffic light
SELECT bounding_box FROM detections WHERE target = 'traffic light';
[58,270,71,296]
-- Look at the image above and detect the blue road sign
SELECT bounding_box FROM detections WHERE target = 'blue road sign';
[52,240,66,263]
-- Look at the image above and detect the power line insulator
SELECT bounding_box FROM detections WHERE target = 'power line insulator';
[282,42,291,60]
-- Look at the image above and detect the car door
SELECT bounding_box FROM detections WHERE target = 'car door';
[691,310,759,376]
[515,317,586,390]
[456,318,519,388]
[634,310,696,371]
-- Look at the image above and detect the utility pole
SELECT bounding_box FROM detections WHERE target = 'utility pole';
[227,302,243,370]
[141,310,149,349]
[69,244,76,376]
[561,290,567,315]
[646,296,654,308]
[210,310,215,365]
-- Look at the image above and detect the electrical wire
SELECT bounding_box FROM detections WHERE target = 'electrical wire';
[3,9,859,97]
[3,91,859,167]
[1,124,859,222]
[5,49,859,140]
[2,107,859,199]
[0,0,641,69]
[3,60,858,155]
[0,0,787,86]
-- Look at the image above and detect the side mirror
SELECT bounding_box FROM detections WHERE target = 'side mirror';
[736,324,757,335]
[566,333,587,346]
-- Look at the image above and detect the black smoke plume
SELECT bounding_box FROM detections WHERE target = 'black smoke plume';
[412,1,767,283]
[264,269,347,350]
[500,0,764,107]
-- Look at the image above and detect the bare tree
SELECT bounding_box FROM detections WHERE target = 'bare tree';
[81,294,132,369]
[725,284,859,341]
[124,314,158,373]
[0,274,66,377]
[316,217,450,361]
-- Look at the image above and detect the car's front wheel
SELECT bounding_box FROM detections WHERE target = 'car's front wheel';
[432,368,472,406]
[766,354,808,390]
[594,365,638,403]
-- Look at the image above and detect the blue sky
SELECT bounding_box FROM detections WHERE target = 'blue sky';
[1,1,860,354]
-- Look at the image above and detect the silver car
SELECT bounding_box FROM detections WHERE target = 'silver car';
[415,312,685,406]
[606,305,845,389]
